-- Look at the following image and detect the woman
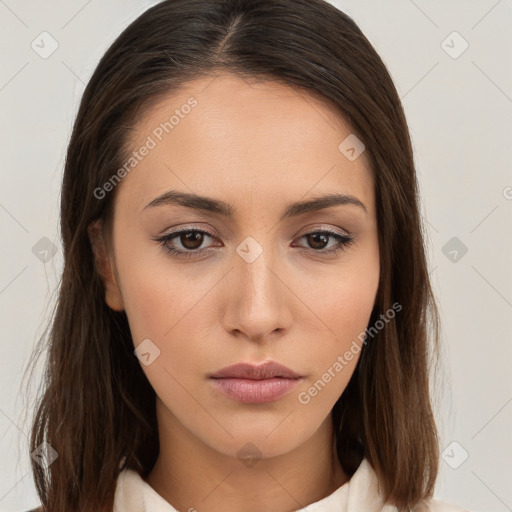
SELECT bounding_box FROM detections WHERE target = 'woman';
[26,0,469,511]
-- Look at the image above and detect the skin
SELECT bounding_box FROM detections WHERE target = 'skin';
[90,72,380,512]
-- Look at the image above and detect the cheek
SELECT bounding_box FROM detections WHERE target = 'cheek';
[299,234,379,340]
[119,267,209,417]
[120,270,208,365]
[320,267,378,344]
[113,227,203,343]
[114,243,217,384]
[120,273,177,345]
[293,240,379,403]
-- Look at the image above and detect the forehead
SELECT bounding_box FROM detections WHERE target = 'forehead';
[116,72,374,216]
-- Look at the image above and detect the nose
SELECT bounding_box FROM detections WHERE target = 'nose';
[221,242,292,344]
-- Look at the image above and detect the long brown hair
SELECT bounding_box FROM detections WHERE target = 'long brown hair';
[24,0,440,510]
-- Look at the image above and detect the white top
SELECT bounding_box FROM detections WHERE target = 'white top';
[112,457,469,512]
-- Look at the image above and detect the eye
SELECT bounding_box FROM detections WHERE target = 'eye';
[293,229,354,255]
[153,228,218,259]
[153,227,355,259]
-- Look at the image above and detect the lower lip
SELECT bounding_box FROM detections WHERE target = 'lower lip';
[210,377,302,404]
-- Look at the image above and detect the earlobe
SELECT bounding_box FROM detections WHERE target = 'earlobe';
[87,219,125,312]
[104,281,125,312]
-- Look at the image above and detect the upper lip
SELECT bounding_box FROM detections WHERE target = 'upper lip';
[210,361,302,380]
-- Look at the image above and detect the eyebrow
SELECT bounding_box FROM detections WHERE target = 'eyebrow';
[143,189,367,219]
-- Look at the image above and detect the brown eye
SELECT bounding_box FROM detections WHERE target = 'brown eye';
[305,232,330,250]
[180,231,205,250]
[153,228,217,258]
[295,230,354,254]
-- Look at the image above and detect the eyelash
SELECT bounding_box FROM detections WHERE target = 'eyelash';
[153,227,355,259]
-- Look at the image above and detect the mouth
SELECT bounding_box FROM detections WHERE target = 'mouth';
[209,361,303,404]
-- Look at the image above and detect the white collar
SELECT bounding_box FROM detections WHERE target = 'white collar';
[112,457,400,512]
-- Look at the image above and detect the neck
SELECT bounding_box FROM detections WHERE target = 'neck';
[145,400,347,512]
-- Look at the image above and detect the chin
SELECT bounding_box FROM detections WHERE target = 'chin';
[197,419,320,462]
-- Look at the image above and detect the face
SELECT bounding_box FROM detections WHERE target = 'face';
[93,72,379,460]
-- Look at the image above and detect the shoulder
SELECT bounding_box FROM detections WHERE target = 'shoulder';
[356,460,469,512]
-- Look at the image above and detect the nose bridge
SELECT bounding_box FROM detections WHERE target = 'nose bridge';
[226,235,286,339]
[237,236,278,307]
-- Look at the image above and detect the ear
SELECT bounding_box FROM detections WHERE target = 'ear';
[87,219,125,312]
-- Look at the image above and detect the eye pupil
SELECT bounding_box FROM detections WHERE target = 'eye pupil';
[307,233,328,249]
[181,231,204,250]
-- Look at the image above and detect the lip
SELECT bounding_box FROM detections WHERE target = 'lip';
[210,361,302,380]
[209,361,303,404]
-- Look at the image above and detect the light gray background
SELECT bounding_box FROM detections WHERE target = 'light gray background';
[1,1,511,511]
